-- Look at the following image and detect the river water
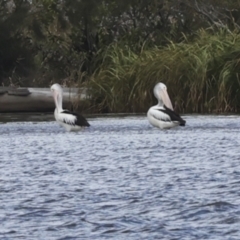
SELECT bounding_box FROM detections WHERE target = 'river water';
[0,114,240,240]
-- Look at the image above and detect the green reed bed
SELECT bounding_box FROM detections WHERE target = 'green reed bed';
[88,30,240,113]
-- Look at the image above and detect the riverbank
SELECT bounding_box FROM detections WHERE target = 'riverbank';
[0,87,88,113]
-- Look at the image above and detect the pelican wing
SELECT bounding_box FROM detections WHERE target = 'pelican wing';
[61,110,90,127]
[161,105,186,126]
[151,108,172,122]
[59,111,77,125]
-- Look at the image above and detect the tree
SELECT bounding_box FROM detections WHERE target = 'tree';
[0,0,239,86]
[0,0,34,85]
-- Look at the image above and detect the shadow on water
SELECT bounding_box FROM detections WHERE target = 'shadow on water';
[0,112,54,123]
[0,112,145,123]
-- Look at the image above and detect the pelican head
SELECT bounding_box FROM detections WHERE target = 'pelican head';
[50,83,63,111]
[153,82,173,110]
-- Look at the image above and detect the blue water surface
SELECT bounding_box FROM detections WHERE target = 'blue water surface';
[0,114,240,240]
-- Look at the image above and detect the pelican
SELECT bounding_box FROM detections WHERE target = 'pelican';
[147,82,186,129]
[50,83,90,131]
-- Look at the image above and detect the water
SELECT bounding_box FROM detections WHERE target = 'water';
[0,114,240,240]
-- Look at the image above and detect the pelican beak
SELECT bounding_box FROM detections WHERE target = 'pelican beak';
[159,88,173,110]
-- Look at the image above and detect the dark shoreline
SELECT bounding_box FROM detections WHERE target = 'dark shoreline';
[0,87,87,113]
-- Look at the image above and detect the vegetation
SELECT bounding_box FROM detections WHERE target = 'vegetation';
[1,0,240,113]
[89,30,240,113]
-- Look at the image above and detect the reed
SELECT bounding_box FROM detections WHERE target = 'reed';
[87,29,240,113]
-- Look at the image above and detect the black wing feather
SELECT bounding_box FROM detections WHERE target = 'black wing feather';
[61,110,90,127]
[159,105,186,126]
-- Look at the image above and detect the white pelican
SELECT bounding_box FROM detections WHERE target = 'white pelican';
[50,83,90,131]
[147,82,186,129]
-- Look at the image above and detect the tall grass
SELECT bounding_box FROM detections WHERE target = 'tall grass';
[87,29,240,113]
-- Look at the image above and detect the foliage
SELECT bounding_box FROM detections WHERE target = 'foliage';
[1,0,240,112]
[0,0,35,86]
[88,29,240,113]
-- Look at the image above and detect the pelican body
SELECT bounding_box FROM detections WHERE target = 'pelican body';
[50,83,90,131]
[147,82,186,129]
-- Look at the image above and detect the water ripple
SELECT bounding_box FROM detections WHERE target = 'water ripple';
[0,115,240,239]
